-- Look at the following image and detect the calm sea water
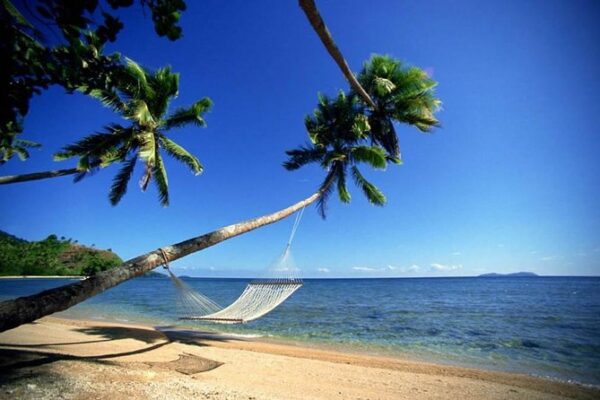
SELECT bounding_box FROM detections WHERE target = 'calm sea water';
[1,276,599,385]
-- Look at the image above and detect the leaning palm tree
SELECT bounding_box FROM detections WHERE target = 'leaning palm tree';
[284,91,389,218]
[0,59,211,206]
[299,1,440,160]
[0,61,441,333]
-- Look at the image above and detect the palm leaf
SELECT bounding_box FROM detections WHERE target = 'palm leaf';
[54,124,131,161]
[137,131,156,191]
[13,147,29,161]
[83,87,126,114]
[164,98,212,129]
[149,66,180,118]
[316,168,337,219]
[15,139,41,149]
[336,164,350,203]
[351,166,386,206]
[369,116,400,158]
[159,135,202,175]
[152,153,169,206]
[122,58,152,99]
[109,156,137,205]
[283,144,326,170]
[351,145,387,169]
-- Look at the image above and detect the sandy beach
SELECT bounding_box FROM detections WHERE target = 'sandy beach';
[0,317,597,400]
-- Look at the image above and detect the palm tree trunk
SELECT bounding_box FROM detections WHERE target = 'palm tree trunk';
[0,168,79,185]
[0,187,327,332]
[298,0,377,110]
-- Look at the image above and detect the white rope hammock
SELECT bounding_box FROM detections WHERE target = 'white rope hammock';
[162,208,305,324]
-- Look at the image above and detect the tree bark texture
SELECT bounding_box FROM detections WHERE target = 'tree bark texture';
[299,0,378,110]
[0,168,79,185]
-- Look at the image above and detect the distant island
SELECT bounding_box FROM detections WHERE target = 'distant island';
[478,272,539,277]
[0,230,122,277]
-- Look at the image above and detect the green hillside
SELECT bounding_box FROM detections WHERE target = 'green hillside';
[0,231,123,276]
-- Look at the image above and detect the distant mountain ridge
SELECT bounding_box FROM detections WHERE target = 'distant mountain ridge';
[478,272,539,277]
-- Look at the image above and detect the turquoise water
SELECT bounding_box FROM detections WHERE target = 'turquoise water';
[1,276,599,385]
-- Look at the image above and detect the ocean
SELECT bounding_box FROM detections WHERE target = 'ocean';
[1,276,599,386]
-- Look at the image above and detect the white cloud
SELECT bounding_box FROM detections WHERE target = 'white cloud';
[387,264,420,273]
[352,266,380,272]
[452,251,461,256]
[430,263,462,272]
[540,256,555,261]
[317,267,330,273]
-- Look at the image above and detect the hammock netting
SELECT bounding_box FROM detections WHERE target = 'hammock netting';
[164,208,305,324]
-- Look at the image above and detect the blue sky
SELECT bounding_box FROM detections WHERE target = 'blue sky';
[1,0,599,277]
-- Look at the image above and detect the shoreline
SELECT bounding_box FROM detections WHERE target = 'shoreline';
[0,275,84,279]
[1,317,598,399]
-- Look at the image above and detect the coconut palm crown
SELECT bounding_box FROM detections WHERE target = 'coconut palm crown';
[356,54,441,159]
[54,59,212,206]
[284,91,389,218]
[285,55,441,217]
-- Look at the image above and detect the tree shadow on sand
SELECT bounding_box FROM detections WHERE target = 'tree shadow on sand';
[0,324,230,386]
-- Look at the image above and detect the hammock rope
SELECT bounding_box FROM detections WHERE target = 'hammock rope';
[162,207,305,324]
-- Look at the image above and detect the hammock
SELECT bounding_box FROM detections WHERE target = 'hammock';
[162,208,305,324]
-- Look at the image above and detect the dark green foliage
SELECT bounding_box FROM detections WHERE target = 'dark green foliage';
[54,60,211,206]
[284,55,441,217]
[0,230,122,276]
[0,0,187,163]
[356,55,441,158]
[285,91,389,218]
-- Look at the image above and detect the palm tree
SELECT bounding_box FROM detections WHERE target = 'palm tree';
[284,91,389,217]
[0,60,441,333]
[298,0,441,161]
[356,55,441,160]
[0,59,212,206]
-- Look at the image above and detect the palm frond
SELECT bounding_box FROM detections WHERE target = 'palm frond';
[351,145,387,170]
[164,98,212,129]
[283,144,326,170]
[159,135,202,175]
[369,116,400,158]
[149,66,180,118]
[13,147,29,161]
[121,58,152,99]
[54,124,131,161]
[78,84,126,114]
[336,164,350,203]
[316,168,337,219]
[152,153,169,206]
[15,139,41,149]
[109,156,137,205]
[351,166,386,206]
[138,130,156,191]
